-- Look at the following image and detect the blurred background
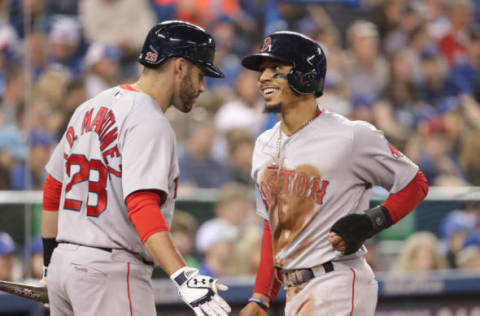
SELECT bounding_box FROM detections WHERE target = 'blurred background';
[0,0,479,315]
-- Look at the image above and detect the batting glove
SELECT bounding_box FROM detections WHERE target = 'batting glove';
[170,266,231,316]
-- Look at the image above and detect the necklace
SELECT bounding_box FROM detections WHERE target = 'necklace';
[274,112,316,166]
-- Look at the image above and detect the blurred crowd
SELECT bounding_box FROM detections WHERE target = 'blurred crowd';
[0,0,479,280]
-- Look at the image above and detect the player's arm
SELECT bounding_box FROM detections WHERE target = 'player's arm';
[330,170,428,254]
[126,190,231,316]
[125,190,185,273]
[41,174,62,282]
[330,122,429,254]
[240,220,281,316]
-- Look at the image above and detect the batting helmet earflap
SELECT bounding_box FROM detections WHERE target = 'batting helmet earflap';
[138,20,224,78]
[242,31,327,97]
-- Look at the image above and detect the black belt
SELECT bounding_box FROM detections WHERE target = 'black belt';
[60,242,154,266]
[282,261,334,287]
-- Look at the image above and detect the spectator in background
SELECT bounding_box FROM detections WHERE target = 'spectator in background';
[438,0,474,65]
[417,119,466,186]
[9,0,51,39]
[30,235,43,279]
[47,17,82,79]
[445,26,480,98]
[32,67,70,112]
[24,31,48,81]
[418,48,449,108]
[457,230,480,270]
[226,129,255,185]
[205,17,242,91]
[0,231,17,281]
[313,22,352,117]
[196,183,254,276]
[373,49,418,147]
[170,210,199,268]
[392,231,448,273]
[56,78,87,139]
[344,20,389,122]
[214,69,264,137]
[79,0,155,61]
[11,130,52,189]
[1,65,26,124]
[196,218,238,278]
[178,119,231,188]
[231,223,261,276]
[441,203,480,268]
[460,130,480,185]
[84,42,121,98]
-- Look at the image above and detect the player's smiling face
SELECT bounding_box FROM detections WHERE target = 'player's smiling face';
[257,59,295,113]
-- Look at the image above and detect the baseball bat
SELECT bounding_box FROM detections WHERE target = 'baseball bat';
[0,280,49,303]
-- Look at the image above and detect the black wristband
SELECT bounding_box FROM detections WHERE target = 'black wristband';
[42,238,58,267]
[365,205,393,236]
[248,297,269,311]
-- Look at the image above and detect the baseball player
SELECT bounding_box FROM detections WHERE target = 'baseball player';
[238,31,429,316]
[40,20,231,316]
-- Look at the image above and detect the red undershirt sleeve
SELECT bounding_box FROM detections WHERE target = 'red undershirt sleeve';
[382,170,429,223]
[125,190,169,243]
[43,175,62,211]
[253,220,282,301]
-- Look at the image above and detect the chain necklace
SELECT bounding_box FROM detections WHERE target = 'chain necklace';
[274,112,316,166]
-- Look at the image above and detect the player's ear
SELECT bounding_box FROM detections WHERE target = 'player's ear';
[173,57,188,78]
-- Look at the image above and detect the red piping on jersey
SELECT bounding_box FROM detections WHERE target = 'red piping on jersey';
[120,84,139,92]
[350,268,356,316]
[127,262,133,316]
[126,190,169,243]
[349,268,356,316]
[382,170,429,223]
[43,175,62,211]
[285,108,322,137]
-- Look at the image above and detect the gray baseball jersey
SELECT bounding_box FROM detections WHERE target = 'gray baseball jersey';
[252,110,418,270]
[45,85,179,263]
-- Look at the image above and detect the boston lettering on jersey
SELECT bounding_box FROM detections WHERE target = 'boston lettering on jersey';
[65,106,120,167]
[260,166,329,207]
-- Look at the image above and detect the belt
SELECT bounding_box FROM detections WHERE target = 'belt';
[60,242,154,266]
[282,261,334,287]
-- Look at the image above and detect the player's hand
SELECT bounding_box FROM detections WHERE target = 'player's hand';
[40,266,48,287]
[170,266,231,316]
[328,231,346,254]
[239,302,268,316]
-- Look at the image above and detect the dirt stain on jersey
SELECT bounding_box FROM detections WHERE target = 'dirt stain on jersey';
[260,163,329,267]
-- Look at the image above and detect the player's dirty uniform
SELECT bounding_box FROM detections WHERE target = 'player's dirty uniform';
[252,110,418,315]
[46,84,178,315]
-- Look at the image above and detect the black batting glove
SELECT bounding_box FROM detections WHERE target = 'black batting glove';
[330,205,393,255]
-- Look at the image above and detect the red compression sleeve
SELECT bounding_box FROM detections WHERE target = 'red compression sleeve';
[253,220,282,301]
[382,170,429,223]
[42,175,62,211]
[126,190,169,243]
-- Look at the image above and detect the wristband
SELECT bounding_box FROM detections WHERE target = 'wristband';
[248,297,269,311]
[42,238,58,267]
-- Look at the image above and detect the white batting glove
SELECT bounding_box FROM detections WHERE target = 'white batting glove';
[170,266,231,316]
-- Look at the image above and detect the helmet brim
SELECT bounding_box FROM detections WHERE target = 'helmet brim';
[192,58,224,78]
[242,53,292,71]
[201,63,224,78]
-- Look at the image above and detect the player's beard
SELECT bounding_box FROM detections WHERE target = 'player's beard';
[263,103,282,113]
[178,71,199,113]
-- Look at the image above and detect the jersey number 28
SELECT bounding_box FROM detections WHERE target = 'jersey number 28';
[63,154,107,217]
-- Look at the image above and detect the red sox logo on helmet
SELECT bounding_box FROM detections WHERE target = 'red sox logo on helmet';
[145,52,158,62]
[260,37,271,52]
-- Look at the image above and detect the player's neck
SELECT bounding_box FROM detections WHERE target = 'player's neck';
[280,99,317,135]
[131,74,173,113]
